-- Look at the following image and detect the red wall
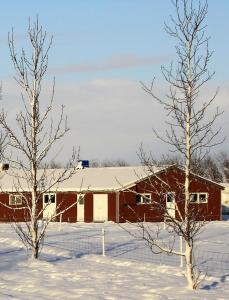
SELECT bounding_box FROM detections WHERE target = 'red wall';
[108,193,116,222]
[57,192,77,222]
[84,193,93,222]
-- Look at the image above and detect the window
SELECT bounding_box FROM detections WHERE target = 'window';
[43,193,56,204]
[166,192,175,203]
[190,193,208,204]
[136,193,152,204]
[190,193,198,203]
[9,195,22,206]
[78,194,85,205]
[199,193,207,203]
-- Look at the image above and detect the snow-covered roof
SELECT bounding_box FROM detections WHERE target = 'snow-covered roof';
[0,165,164,192]
[0,165,224,193]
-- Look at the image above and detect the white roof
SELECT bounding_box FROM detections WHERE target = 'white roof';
[0,166,165,192]
[1,165,223,193]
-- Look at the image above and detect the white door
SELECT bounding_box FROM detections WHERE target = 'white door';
[77,194,85,222]
[43,194,56,220]
[166,192,176,218]
[93,194,108,222]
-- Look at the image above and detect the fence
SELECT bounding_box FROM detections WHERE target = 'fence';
[44,224,229,277]
[45,228,103,257]
[195,239,229,276]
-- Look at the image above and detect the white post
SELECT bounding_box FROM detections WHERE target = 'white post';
[180,235,183,268]
[59,213,62,231]
[102,228,105,257]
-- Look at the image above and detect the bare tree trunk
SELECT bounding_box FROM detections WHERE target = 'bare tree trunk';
[31,68,37,258]
[185,241,194,289]
[184,114,194,288]
[184,39,195,288]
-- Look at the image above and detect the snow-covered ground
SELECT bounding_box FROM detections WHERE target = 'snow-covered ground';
[0,221,228,299]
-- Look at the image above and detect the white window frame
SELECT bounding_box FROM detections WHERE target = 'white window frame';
[9,195,22,206]
[136,193,152,204]
[43,193,56,204]
[189,193,208,204]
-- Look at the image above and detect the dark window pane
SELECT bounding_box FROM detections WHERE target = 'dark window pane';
[10,196,16,205]
[136,194,141,204]
[199,194,207,203]
[143,195,151,203]
[190,193,198,203]
[50,195,56,203]
[15,196,22,205]
[44,194,49,203]
[167,193,175,203]
[78,196,84,205]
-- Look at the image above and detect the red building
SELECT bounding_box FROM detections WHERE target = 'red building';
[0,165,224,222]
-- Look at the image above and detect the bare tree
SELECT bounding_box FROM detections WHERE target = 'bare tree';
[0,88,7,159]
[90,159,100,168]
[191,155,222,182]
[216,151,229,182]
[140,0,223,289]
[0,18,77,259]
[101,159,129,167]
[40,160,63,169]
[158,154,222,182]
[90,159,129,167]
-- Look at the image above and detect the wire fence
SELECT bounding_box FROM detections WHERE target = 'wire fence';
[195,239,229,276]
[44,224,229,277]
[194,249,229,276]
[45,228,103,257]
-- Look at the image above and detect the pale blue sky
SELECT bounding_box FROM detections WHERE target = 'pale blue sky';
[0,0,228,164]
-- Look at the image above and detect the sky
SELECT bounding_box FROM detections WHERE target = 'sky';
[0,0,228,165]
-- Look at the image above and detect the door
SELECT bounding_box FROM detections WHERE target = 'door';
[77,194,85,222]
[93,194,108,222]
[166,192,175,218]
[43,193,56,220]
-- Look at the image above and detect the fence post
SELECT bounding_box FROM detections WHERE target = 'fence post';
[180,235,183,268]
[59,213,62,231]
[102,228,105,257]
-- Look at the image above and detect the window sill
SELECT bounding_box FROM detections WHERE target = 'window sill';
[190,202,208,204]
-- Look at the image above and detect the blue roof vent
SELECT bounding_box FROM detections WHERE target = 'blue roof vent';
[77,160,89,169]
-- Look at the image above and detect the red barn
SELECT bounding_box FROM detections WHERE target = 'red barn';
[0,165,224,222]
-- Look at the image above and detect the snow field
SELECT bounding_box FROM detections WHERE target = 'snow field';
[0,221,228,299]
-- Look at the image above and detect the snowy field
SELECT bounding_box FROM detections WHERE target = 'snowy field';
[0,221,228,299]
